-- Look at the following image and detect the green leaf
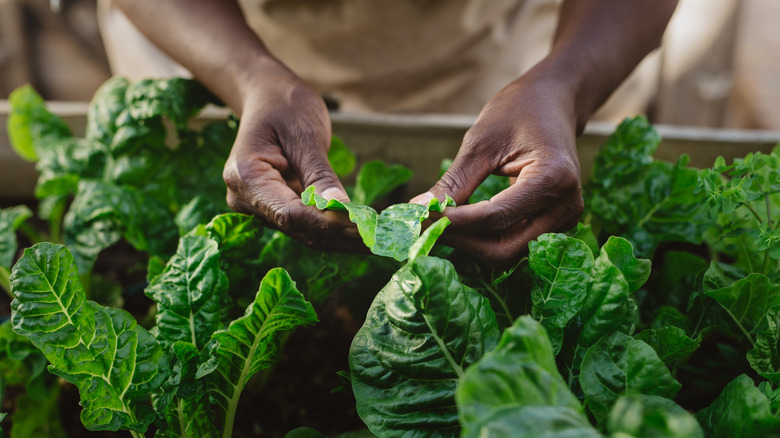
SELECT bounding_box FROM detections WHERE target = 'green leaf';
[456,316,587,438]
[145,235,230,349]
[634,326,701,375]
[8,385,68,438]
[7,85,72,161]
[302,185,454,261]
[350,256,499,437]
[577,237,646,351]
[589,115,660,187]
[528,233,594,354]
[607,395,704,438]
[125,78,214,130]
[748,307,780,384]
[328,135,357,177]
[207,268,317,432]
[0,205,33,268]
[705,273,780,346]
[696,374,780,438]
[408,217,450,263]
[352,160,413,206]
[580,332,681,423]
[86,77,130,146]
[462,406,601,438]
[10,243,169,432]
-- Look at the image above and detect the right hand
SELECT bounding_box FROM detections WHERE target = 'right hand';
[222,66,362,252]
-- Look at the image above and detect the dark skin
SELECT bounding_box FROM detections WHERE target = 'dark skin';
[116,0,678,268]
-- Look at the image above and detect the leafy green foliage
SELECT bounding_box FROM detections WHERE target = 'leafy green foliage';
[0,205,32,269]
[351,161,413,206]
[350,255,499,437]
[585,116,712,257]
[303,185,454,261]
[696,374,780,437]
[10,243,169,432]
[607,395,704,438]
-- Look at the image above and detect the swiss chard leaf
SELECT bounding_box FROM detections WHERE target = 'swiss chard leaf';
[634,326,702,375]
[705,273,780,347]
[144,235,230,349]
[207,268,317,432]
[10,243,169,432]
[7,84,72,161]
[302,185,454,261]
[350,255,499,437]
[580,332,681,423]
[0,205,33,269]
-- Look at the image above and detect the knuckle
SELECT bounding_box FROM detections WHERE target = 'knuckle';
[485,203,515,232]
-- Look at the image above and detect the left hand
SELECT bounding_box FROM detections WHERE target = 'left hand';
[411,73,584,269]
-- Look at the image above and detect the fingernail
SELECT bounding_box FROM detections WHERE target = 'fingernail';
[322,187,348,202]
[410,191,434,205]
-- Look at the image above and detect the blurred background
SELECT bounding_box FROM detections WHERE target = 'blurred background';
[0,0,778,128]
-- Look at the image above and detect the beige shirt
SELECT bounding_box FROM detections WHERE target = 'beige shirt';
[98,0,657,118]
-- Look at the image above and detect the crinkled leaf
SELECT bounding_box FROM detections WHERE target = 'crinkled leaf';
[748,307,780,385]
[456,316,586,438]
[207,268,317,424]
[145,235,229,349]
[352,160,413,206]
[577,237,646,351]
[705,273,780,346]
[580,332,681,423]
[589,115,660,187]
[0,205,33,268]
[696,374,780,438]
[528,233,594,354]
[125,78,214,130]
[607,395,704,438]
[86,77,129,146]
[302,185,454,261]
[634,326,701,375]
[156,396,219,438]
[10,243,169,432]
[7,85,72,161]
[350,256,499,437]
[463,406,601,438]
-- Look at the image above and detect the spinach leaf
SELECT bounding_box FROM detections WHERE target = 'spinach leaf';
[328,135,357,178]
[350,255,499,437]
[607,395,704,438]
[351,160,413,206]
[528,233,594,354]
[580,332,681,423]
[697,374,780,437]
[456,316,594,438]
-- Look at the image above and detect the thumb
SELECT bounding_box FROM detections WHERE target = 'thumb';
[292,139,350,203]
[411,155,491,206]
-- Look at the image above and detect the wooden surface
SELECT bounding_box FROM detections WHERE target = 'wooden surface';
[2,103,779,201]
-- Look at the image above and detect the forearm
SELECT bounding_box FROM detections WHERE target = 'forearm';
[114,0,292,115]
[533,0,678,132]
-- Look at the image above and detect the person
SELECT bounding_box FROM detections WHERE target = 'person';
[109,0,678,268]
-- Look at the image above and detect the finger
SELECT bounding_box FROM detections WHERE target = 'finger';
[224,153,358,241]
[442,161,582,234]
[278,120,351,203]
[441,203,580,269]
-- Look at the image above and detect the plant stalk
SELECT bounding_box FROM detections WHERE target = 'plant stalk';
[0,266,11,298]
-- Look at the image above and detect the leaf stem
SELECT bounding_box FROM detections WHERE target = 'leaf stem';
[422,314,464,379]
[762,252,772,276]
[18,222,45,244]
[767,195,774,229]
[130,431,144,438]
[738,235,755,274]
[744,202,763,225]
[0,266,11,298]
[479,279,513,326]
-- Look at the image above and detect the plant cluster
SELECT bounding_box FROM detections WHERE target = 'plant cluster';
[1,77,780,437]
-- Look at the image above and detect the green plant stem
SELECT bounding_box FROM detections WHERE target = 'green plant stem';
[745,202,763,225]
[767,195,773,229]
[0,266,11,298]
[130,431,144,438]
[479,279,513,326]
[762,252,772,276]
[18,222,45,244]
[738,235,755,273]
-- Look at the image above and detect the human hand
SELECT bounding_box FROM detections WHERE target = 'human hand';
[222,67,362,251]
[411,75,584,268]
